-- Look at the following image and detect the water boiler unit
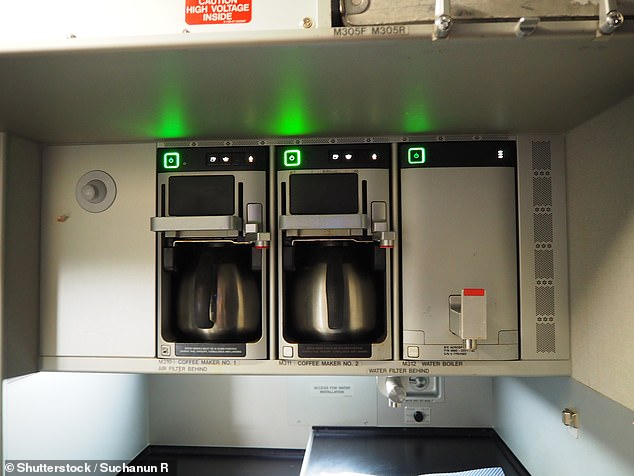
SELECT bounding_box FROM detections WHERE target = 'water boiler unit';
[277,143,394,360]
[152,145,269,359]
[399,140,519,360]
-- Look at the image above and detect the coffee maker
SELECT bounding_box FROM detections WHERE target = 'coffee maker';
[276,143,394,359]
[152,145,269,359]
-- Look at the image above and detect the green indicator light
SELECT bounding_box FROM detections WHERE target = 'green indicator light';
[284,149,301,167]
[408,147,426,164]
[163,152,180,169]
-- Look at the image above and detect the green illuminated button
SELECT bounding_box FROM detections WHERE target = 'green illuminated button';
[408,147,426,164]
[163,152,180,169]
[284,149,301,167]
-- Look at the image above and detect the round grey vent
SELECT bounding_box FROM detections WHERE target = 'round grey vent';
[75,170,116,213]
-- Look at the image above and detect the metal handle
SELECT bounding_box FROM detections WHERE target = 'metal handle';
[150,216,243,233]
[279,214,368,231]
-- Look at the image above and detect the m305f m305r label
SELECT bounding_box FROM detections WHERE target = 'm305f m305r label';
[333,25,409,37]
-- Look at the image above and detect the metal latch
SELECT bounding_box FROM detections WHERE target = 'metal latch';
[515,17,540,38]
[370,201,395,248]
[449,288,487,351]
[433,0,453,40]
[341,0,370,16]
[598,0,624,35]
[562,408,579,428]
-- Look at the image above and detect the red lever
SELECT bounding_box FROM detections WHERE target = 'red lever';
[463,288,485,296]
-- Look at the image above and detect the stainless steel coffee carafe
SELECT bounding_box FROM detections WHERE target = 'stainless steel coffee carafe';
[287,244,381,343]
[177,248,261,342]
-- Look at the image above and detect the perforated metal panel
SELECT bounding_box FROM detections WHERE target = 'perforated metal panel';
[536,323,556,353]
[532,142,556,352]
[518,136,569,360]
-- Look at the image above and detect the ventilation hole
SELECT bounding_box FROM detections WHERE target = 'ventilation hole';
[535,286,555,316]
[532,141,552,170]
[301,137,329,144]
[533,177,553,206]
[536,323,556,353]
[534,206,551,214]
[534,214,554,243]
[535,250,554,279]
[535,242,553,250]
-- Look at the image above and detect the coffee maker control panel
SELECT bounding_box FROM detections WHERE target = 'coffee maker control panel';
[277,144,390,170]
[158,146,268,172]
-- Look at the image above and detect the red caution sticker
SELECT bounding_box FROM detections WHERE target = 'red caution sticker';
[186,0,252,25]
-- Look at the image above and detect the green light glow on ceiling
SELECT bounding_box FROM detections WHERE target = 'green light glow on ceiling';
[155,93,190,139]
[274,101,313,135]
[402,108,433,134]
[271,91,316,136]
[401,83,433,133]
[268,59,316,136]
[145,66,192,139]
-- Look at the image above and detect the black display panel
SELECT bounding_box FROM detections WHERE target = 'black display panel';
[289,173,358,215]
[277,143,391,170]
[157,146,268,172]
[168,176,234,216]
[398,140,517,168]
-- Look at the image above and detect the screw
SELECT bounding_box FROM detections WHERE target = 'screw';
[435,14,453,33]
[607,11,624,28]
[302,17,313,29]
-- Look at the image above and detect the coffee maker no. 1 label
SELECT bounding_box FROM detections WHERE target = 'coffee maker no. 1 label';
[152,145,269,359]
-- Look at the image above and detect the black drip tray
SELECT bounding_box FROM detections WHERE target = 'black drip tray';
[302,427,531,476]
[129,446,304,476]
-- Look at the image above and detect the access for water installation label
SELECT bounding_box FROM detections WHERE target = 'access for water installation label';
[310,383,354,397]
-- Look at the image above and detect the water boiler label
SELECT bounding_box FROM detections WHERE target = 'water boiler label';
[175,343,246,357]
[310,383,354,398]
[186,0,252,25]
